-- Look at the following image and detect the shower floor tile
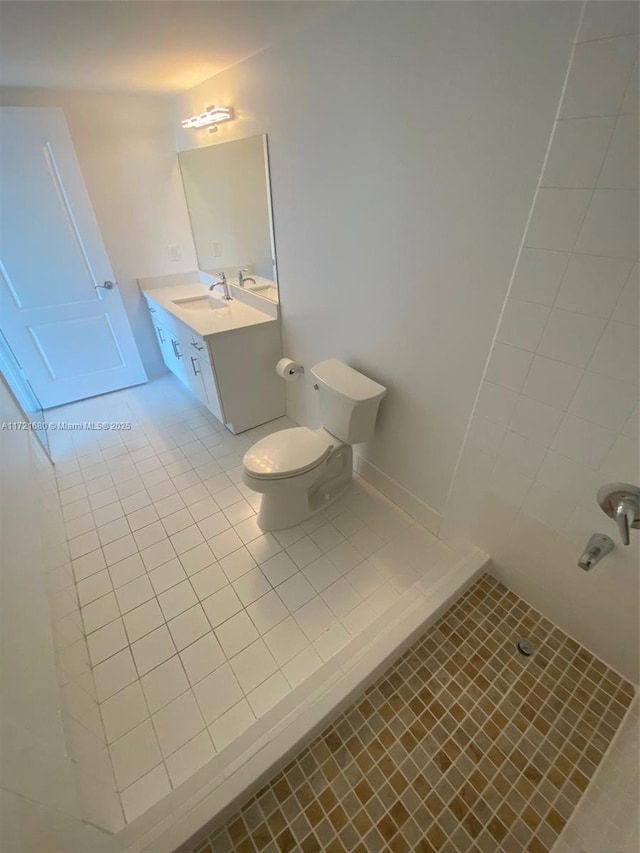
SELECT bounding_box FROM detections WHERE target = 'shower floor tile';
[187,574,635,853]
[49,375,469,824]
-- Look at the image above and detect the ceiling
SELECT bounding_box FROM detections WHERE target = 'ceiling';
[0,1,335,95]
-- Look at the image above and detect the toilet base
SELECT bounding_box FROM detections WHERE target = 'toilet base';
[255,445,353,531]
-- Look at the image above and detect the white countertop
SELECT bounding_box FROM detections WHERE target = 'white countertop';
[140,280,277,338]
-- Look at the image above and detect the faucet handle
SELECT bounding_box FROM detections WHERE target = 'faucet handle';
[614,497,638,546]
[597,483,640,547]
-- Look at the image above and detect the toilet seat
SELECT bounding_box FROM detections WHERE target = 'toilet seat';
[243,427,334,480]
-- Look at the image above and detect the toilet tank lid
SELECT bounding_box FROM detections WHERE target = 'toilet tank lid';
[310,359,386,402]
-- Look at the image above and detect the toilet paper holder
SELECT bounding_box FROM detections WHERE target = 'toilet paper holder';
[276,358,304,379]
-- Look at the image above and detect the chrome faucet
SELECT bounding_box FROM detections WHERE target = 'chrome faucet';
[597,483,640,546]
[578,533,614,570]
[210,271,232,300]
[238,268,256,288]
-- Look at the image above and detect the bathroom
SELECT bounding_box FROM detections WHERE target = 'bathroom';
[0,1,638,851]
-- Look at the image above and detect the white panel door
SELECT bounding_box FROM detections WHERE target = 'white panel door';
[0,107,147,408]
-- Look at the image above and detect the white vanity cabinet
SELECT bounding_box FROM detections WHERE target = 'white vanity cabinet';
[143,292,284,434]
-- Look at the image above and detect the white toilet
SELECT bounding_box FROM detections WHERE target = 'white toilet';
[242,359,386,531]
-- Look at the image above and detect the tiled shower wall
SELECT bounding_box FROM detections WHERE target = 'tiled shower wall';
[440,0,639,682]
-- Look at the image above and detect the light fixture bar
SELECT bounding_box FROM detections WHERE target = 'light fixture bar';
[181,105,233,132]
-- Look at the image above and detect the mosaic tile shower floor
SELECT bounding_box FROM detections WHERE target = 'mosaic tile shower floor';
[188,574,634,853]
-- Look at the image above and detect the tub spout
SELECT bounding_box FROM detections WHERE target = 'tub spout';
[578,533,614,571]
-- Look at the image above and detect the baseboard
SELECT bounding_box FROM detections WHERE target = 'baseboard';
[353,453,441,535]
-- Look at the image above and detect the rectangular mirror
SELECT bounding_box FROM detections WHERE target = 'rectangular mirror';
[178,134,279,303]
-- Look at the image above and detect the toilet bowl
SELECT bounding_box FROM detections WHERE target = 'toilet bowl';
[242,359,386,531]
[243,426,353,530]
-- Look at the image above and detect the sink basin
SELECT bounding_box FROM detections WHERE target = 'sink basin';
[247,283,279,302]
[172,294,229,312]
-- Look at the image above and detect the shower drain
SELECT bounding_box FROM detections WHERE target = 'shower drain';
[516,638,535,657]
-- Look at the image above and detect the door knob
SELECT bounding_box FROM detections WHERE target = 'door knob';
[95,280,115,290]
[597,483,640,546]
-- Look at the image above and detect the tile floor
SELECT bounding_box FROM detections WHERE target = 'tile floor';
[187,574,635,853]
[49,376,460,822]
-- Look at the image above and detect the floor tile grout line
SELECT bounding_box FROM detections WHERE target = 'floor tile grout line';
[73,533,420,690]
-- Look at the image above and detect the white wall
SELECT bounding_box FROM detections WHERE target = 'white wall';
[0,377,115,851]
[173,1,580,525]
[441,1,639,682]
[0,88,198,380]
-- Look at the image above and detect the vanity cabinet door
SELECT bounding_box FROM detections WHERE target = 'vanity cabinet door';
[152,322,173,366]
[167,335,188,384]
[187,341,224,423]
[185,352,208,406]
[153,322,188,385]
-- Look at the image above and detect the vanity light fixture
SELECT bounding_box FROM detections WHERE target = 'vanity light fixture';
[181,105,233,133]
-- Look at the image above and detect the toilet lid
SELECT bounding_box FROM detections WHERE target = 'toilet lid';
[243,427,333,479]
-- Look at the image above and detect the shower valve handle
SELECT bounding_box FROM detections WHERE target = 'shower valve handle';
[597,483,640,547]
[614,497,639,546]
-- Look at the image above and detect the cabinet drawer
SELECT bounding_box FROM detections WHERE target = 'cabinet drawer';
[187,335,207,355]
[145,297,183,339]
[146,299,168,325]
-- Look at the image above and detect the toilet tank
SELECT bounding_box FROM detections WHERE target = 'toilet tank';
[310,359,386,444]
